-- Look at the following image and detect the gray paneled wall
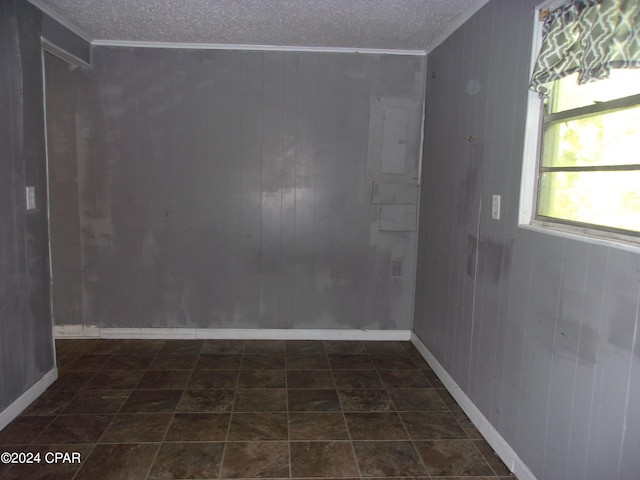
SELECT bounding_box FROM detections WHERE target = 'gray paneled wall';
[414,1,640,479]
[0,1,55,413]
[55,47,425,330]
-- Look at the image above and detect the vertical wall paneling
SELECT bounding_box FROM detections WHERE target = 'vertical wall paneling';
[291,54,319,325]
[56,48,426,331]
[414,0,640,479]
[0,0,86,418]
[260,51,285,327]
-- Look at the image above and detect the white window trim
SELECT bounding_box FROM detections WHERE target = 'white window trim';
[518,0,640,254]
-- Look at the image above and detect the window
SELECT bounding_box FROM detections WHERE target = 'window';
[521,0,640,247]
[536,69,640,236]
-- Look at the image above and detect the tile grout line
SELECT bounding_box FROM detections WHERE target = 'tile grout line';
[132,341,166,480]
[336,345,364,480]
[216,340,244,479]
[285,343,292,480]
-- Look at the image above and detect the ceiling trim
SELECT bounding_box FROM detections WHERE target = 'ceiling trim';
[91,40,426,56]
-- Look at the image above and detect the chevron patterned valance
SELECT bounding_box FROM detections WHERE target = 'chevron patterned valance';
[529,0,640,95]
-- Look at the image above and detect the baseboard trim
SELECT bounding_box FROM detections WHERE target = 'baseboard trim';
[0,368,58,431]
[54,326,412,342]
[410,332,538,480]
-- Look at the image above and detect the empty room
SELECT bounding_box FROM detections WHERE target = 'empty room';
[1,0,639,479]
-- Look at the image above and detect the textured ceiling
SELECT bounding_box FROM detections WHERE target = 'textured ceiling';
[29,0,488,52]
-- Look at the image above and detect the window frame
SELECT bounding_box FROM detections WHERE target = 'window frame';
[519,0,640,253]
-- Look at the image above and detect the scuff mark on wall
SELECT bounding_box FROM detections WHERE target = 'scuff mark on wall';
[477,238,513,285]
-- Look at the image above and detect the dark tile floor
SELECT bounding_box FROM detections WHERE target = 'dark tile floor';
[0,339,516,479]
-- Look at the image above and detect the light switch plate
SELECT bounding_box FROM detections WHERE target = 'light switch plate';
[26,186,37,210]
[491,194,501,220]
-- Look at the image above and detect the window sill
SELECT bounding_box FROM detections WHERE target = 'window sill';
[518,221,640,254]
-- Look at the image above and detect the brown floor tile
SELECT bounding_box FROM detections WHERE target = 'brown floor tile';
[83,370,144,390]
[345,412,409,440]
[289,412,349,440]
[54,339,83,355]
[353,440,427,477]
[55,353,82,368]
[287,370,334,388]
[288,389,341,412]
[333,370,384,389]
[244,340,285,353]
[370,354,418,370]
[363,341,410,354]
[120,389,182,413]
[388,388,448,411]
[165,413,230,441]
[35,414,112,444]
[228,412,288,440]
[61,389,129,414]
[290,441,360,477]
[220,441,289,478]
[1,443,93,480]
[338,389,395,412]
[286,354,331,369]
[148,354,199,370]
[453,410,484,439]
[237,369,286,388]
[241,353,285,369]
[400,411,467,439]
[136,370,191,390]
[63,354,111,371]
[285,340,326,355]
[435,388,460,407]
[22,390,76,416]
[149,442,224,479]
[234,389,287,412]
[323,341,367,354]
[75,443,160,480]
[415,440,494,476]
[408,353,431,370]
[158,339,204,355]
[177,389,235,412]
[0,416,55,445]
[377,369,431,388]
[424,371,445,388]
[474,439,514,476]
[49,370,95,391]
[187,370,238,389]
[82,339,128,355]
[99,413,172,443]
[100,354,154,371]
[328,354,374,369]
[201,340,244,354]
[196,354,243,369]
[114,339,165,354]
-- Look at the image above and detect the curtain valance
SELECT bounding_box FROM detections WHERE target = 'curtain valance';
[529,0,640,95]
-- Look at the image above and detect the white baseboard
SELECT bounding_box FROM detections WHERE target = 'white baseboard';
[54,324,99,337]
[0,368,58,431]
[410,332,537,480]
[54,325,412,342]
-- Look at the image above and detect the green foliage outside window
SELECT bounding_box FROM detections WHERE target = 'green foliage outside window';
[537,70,640,236]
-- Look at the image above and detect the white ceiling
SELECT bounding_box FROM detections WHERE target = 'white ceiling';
[30,0,489,53]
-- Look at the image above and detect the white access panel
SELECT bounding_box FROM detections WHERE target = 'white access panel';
[367,97,423,184]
